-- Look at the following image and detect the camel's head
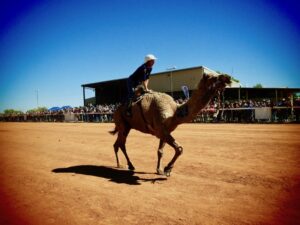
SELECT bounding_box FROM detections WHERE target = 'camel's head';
[199,73,231,93]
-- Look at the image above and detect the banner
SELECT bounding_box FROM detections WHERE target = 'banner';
[64,112,77,122]
[255,107,272,120]
[181,85,189,99]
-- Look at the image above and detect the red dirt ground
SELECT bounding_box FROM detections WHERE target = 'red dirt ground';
[0,122,299,225]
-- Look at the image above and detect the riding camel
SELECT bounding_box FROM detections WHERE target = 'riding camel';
[110,73,231,176]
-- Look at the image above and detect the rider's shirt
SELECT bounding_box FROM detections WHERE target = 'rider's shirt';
[128,63,152,87]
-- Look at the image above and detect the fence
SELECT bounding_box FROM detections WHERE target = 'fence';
[1,107,300,123]
[0,112,114,123]
[194,106,300,123]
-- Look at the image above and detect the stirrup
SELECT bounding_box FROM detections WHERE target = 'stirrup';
[135,95,143,102]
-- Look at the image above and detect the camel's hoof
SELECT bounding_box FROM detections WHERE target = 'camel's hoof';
[164,171,171,177]
[128,164,135,171]
[117,165,127,169]
[157,169,164,175]
[164,167,172,177]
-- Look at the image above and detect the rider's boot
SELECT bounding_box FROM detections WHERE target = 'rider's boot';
[125,99,133,117]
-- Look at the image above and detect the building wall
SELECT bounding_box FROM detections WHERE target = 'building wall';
[148,66,239,92]
[149,67,204,92]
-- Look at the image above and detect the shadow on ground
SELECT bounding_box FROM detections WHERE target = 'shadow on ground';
[52,165,167,185]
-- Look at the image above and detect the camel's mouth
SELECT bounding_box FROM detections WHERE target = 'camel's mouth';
[211,74,231,92]
[200,73,232,93]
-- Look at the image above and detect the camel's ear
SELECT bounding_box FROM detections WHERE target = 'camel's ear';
[202,73,208,80]
[219,74,232,84]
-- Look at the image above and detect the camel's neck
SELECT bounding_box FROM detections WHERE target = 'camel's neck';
[173,87,215,125]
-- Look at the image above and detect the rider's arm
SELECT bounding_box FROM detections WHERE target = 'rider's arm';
[143,79,149,91]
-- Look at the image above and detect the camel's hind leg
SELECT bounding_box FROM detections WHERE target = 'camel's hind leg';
[164,135,183,176]
[113,141,121,168]
[120,144,135,170]
[113,127,135,170]
[156,139,166,175]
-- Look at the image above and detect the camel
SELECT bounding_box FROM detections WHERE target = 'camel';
[109,73,231,176]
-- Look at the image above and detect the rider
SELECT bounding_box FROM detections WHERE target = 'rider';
[126,54,157,116]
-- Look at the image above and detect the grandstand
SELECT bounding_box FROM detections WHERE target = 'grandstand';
[81,66,300,106]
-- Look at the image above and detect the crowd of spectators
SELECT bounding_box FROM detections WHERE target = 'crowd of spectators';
[0,103,120,122]
[194,98,298,123]
[70,103,120,122]
[1,98,299,123]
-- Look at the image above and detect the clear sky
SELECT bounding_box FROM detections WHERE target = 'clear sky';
[0,0,299,112]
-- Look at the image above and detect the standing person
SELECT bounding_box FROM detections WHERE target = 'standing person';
[126,54,157,116]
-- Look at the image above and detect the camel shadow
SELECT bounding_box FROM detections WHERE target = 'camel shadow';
[52,165,167,185]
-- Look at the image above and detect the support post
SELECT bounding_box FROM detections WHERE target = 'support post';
[170,71,173,97]
[291,93,294,120]
[275,89,278,106]
[83,86,86,106]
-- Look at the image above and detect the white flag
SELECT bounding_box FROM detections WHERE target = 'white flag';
[181,86,189,99]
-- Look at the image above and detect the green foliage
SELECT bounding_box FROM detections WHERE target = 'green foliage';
[1,107,48,115]
[293,92,300,99]
[26,107,48,114]
[230,76,240,83]
[36,106,48,112]
[3,109,24,115]
[253,83,263,88]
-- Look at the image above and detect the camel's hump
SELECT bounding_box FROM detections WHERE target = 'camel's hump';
[142,92,175,105]
[139,92,177,119]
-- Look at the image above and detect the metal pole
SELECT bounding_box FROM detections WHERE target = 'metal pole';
[275,89,278,106]
[83,86,86,106]
[36,89,39,108]
[170,71,173,97]
[291,93,294,120]
[166,66,176,97]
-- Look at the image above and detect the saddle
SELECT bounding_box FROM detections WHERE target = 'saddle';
[132,84,152,103]
[125,85,153,117]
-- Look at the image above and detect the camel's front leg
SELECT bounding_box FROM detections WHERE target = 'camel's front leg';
[164,135,183,176]
[156,139,166,175]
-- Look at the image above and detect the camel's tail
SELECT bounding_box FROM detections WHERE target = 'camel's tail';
[109,126,118,135]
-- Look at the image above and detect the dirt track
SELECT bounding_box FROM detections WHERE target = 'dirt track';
[0,122,299,225]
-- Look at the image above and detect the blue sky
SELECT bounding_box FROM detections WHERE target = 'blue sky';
[0,0,299,112]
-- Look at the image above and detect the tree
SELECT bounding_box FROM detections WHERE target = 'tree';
[26,107,48,114]
[229,76,240,83]
[253,83,263,88]
[3,109,24,115]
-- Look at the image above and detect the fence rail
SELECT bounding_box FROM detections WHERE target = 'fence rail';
[1,107,300,123]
